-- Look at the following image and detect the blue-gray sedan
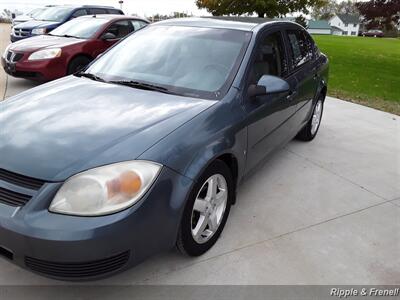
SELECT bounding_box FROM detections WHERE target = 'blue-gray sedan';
[0,18,329,280]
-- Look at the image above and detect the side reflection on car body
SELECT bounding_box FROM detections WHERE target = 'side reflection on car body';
[0,18,329,280]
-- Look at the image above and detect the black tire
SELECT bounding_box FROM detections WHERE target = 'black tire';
[177,160,233,256]
[67,56,91,75]
[296,95,324,142]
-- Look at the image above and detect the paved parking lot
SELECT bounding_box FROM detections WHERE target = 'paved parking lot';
[0,23,399,285]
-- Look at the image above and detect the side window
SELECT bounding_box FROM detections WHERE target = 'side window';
[130,20,148,31]
[89,8,107,15]
[302,31,316,58]
[104,20,133,39]
[108,9,124,15]
[286,30,313,69]
[248,31,288,85]
[71,9,87,18]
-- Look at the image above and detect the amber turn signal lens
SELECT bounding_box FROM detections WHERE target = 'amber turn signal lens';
[120,171,142,196]
[106,171,142,199]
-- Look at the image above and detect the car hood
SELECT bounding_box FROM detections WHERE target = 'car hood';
[14,20,60,30]
[0,76,215,181]
[10,35,85,52]
[14,15,32,22]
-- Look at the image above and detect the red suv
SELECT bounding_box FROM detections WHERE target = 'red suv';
[2,15,149,81]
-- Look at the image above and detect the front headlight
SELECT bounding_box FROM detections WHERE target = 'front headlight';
[2,44,11,59]
[32,28,47,35]
[28,48,62,61]
[49,161,162,216]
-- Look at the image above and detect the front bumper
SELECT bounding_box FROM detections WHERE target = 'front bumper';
[0,167,193,281]
[1,54,67,81]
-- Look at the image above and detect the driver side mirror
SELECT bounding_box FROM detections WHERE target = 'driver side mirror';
[101,32,117,41]
[248,75,290,98]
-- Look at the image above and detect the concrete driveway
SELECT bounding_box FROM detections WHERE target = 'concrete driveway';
[0,24,399,286]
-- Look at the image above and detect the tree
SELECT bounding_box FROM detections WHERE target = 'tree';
[356,0,400,30]
[337,0,359,14]
[311,0,359,20]
[295,15,308,27]
[196,0,326,18]
[311,0,336,19]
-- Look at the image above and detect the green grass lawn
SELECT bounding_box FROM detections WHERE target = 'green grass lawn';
[312,35,400,115]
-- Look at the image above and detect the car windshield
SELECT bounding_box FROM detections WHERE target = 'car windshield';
[50,18,109,39]
[85,25,252,99]
[35,7,74,22]
[28,8,44,18]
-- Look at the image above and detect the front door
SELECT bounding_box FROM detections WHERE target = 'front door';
[243,30,298,172]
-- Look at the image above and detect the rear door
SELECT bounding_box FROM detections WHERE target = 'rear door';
[284,28,319,128]
[243,29,298,172]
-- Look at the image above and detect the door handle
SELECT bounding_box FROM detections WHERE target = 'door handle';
[286,90,297,100]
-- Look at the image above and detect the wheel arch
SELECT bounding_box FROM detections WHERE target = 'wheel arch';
[66,53,94,73]
[186,151,241,205]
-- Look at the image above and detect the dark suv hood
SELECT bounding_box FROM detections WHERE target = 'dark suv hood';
[14,20,60,30]
[0,76,215,181]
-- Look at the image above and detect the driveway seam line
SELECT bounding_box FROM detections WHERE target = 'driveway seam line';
[140,199,393,283]
[389,200,400,208]
[285,147,389,202]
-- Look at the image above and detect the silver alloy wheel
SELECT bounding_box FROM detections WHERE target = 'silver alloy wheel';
[191,174,228,244]
[311,100,323,135]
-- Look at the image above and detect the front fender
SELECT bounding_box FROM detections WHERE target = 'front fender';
[139,89,247,185]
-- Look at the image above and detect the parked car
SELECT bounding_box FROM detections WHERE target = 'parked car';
[2,15,149,81]
[10,5,124,42]
[362,29,384,37]
[0,18,328,280]
[11,6,53,28]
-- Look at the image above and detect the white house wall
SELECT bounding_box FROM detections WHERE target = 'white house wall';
[329,15,360,36]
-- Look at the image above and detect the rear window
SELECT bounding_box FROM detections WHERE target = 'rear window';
[286,29,314,68]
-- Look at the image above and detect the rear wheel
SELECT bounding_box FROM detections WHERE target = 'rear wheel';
[67,56,91,75]
[296,95,324,141]
[177,160,233,256]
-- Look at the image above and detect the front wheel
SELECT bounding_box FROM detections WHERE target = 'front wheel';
[177,160,233,256]
[67,56,92,75]
[296,96,324,141]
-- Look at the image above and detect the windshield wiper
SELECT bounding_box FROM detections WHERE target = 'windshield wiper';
[75,72,105,82]
[50,34,81,39]
[108,80,178,95]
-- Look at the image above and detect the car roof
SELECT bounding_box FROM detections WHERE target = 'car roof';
[54,5,121,9]
[154,17,296,32]
[79,14,149,22]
